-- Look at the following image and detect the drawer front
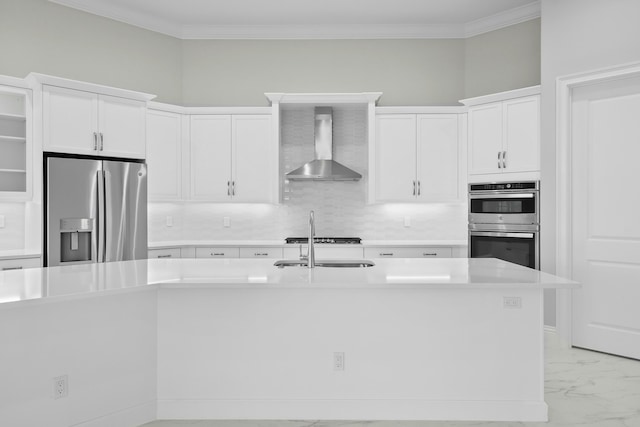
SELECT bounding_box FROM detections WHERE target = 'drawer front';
[364,247,452,258]
[283,246,364,259]
[148,248,182,259]
[196,247,240,258]
[239,247,283,259]
[0,257,41,271]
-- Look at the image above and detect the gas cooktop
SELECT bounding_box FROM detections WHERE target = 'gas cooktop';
[285,237,362,244]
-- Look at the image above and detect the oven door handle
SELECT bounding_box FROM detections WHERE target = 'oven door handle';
[469,193,535,199]
[470,231,535,238]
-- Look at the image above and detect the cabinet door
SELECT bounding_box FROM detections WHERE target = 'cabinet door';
[98,95,146,159]
[43,85,98,155]
[232,115,273,203]
[147,110,182,200]
[375,115,417,201]
[0,85,32,200]
[468,103,502,175]
[189,115,232,201]
[417,114,460,201]
[503,96,539,173]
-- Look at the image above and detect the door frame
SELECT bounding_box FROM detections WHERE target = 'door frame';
[555,61,640,345]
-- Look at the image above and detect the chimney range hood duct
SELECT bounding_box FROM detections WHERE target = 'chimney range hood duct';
[286,107,362,181]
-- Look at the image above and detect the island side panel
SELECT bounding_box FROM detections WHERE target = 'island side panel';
[0,290,157,427]
[157,286,546,421]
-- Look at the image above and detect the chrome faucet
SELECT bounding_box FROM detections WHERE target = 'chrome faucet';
[308,210,315,268]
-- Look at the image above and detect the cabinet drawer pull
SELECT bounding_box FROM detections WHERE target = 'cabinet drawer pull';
[417,180,421,196]
[212,252,225,256]
[422,253,437,257]
[157,254,172,258]
[227,181,230,196]
[2,266,23,271]
[93,132,98,150]
[498,151,502,169]
[254,252,268,257]
[412,180,416,196]
[502,150,507,169]
[379,252,394,257]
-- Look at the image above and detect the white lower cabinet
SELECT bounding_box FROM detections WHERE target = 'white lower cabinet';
[195,247,240,258]
[0,257,41,271]
[364,247,453,258]
[148,248,181,259]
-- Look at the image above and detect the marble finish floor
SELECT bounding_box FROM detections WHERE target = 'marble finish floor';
[141,332,640,427]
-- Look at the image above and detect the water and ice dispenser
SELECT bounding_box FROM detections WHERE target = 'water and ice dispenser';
[59,218,93,263]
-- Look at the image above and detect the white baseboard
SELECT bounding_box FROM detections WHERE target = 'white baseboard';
[75,400,157,427]
[157,399,548,422]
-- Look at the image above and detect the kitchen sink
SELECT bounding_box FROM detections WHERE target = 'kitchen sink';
[274,259,375,268]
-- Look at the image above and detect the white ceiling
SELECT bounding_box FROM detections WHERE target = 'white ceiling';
[49,0,540,39]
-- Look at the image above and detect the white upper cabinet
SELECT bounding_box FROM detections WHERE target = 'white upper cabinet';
[375,114,416,202]
[463,87,540,180]
[0,81,32,200]
[189,114,274,203]
[232,115,273,203]
[43,86,146,158]
[190,115,232,201]
[147,108,183,201]
[375,111,462,203]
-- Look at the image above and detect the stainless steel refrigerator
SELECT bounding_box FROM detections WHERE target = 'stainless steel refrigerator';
[44,154,147,267]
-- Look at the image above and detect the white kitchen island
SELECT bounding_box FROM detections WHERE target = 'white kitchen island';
[0,258,577,427]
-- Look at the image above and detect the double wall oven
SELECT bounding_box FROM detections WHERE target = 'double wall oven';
[468,181,540,269]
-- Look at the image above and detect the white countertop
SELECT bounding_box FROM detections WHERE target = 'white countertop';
[149,240,468,248]
[0,258,577,308]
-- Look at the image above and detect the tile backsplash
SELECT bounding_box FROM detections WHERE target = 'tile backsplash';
[149,106,467,243]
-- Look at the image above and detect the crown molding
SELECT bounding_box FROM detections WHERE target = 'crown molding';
[265,92,382,105]
[464,1,540,38]
[49,0,540,40]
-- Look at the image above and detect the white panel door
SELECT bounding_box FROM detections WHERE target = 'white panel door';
[98,95,146,159]
[231,115,273,203]
[417,114,459,201]
[571,76,640,359]
[147,110,182,200]
[503,96,539,173]
[375,114,417,202]
[189,115,232,201]
[43,85,98,155]
[468,103,502,175]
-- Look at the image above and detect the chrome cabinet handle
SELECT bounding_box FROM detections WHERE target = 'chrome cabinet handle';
[254,252,268,257]
[413,180,416,196]
[232,181,235,196]
[379,252,394,256]
[502,150,507,169]
[99,133,104,151]
[93,132,98,150]
[498,151,502,169]
[417,180,421,196]
[227,181,230,196]
[212,252,225,256]
[422,253,437,257]
[157,254,172,258]
[2,266,23,271]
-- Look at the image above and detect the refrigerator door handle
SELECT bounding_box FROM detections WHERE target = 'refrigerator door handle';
[97,169,106,263]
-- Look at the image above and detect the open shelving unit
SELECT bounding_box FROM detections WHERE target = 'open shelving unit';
[0,86,30,197]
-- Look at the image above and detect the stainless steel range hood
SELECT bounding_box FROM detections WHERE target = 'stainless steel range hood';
[286,107,362,181]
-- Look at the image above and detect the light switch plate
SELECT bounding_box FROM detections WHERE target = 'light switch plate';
[403,216,411,227]
[223,217,230,228]
[166,216,173,227]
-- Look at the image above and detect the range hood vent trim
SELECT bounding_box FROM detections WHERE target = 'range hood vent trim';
[286,107,362,181]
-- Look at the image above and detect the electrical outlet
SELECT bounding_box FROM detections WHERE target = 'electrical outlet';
[223,217,230,228]
[0,215,5,228]
[403,216,411,227]
[503,296,522,309]
[53,375,68,399]
[333,352,345,371]
[166,216,173,227]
